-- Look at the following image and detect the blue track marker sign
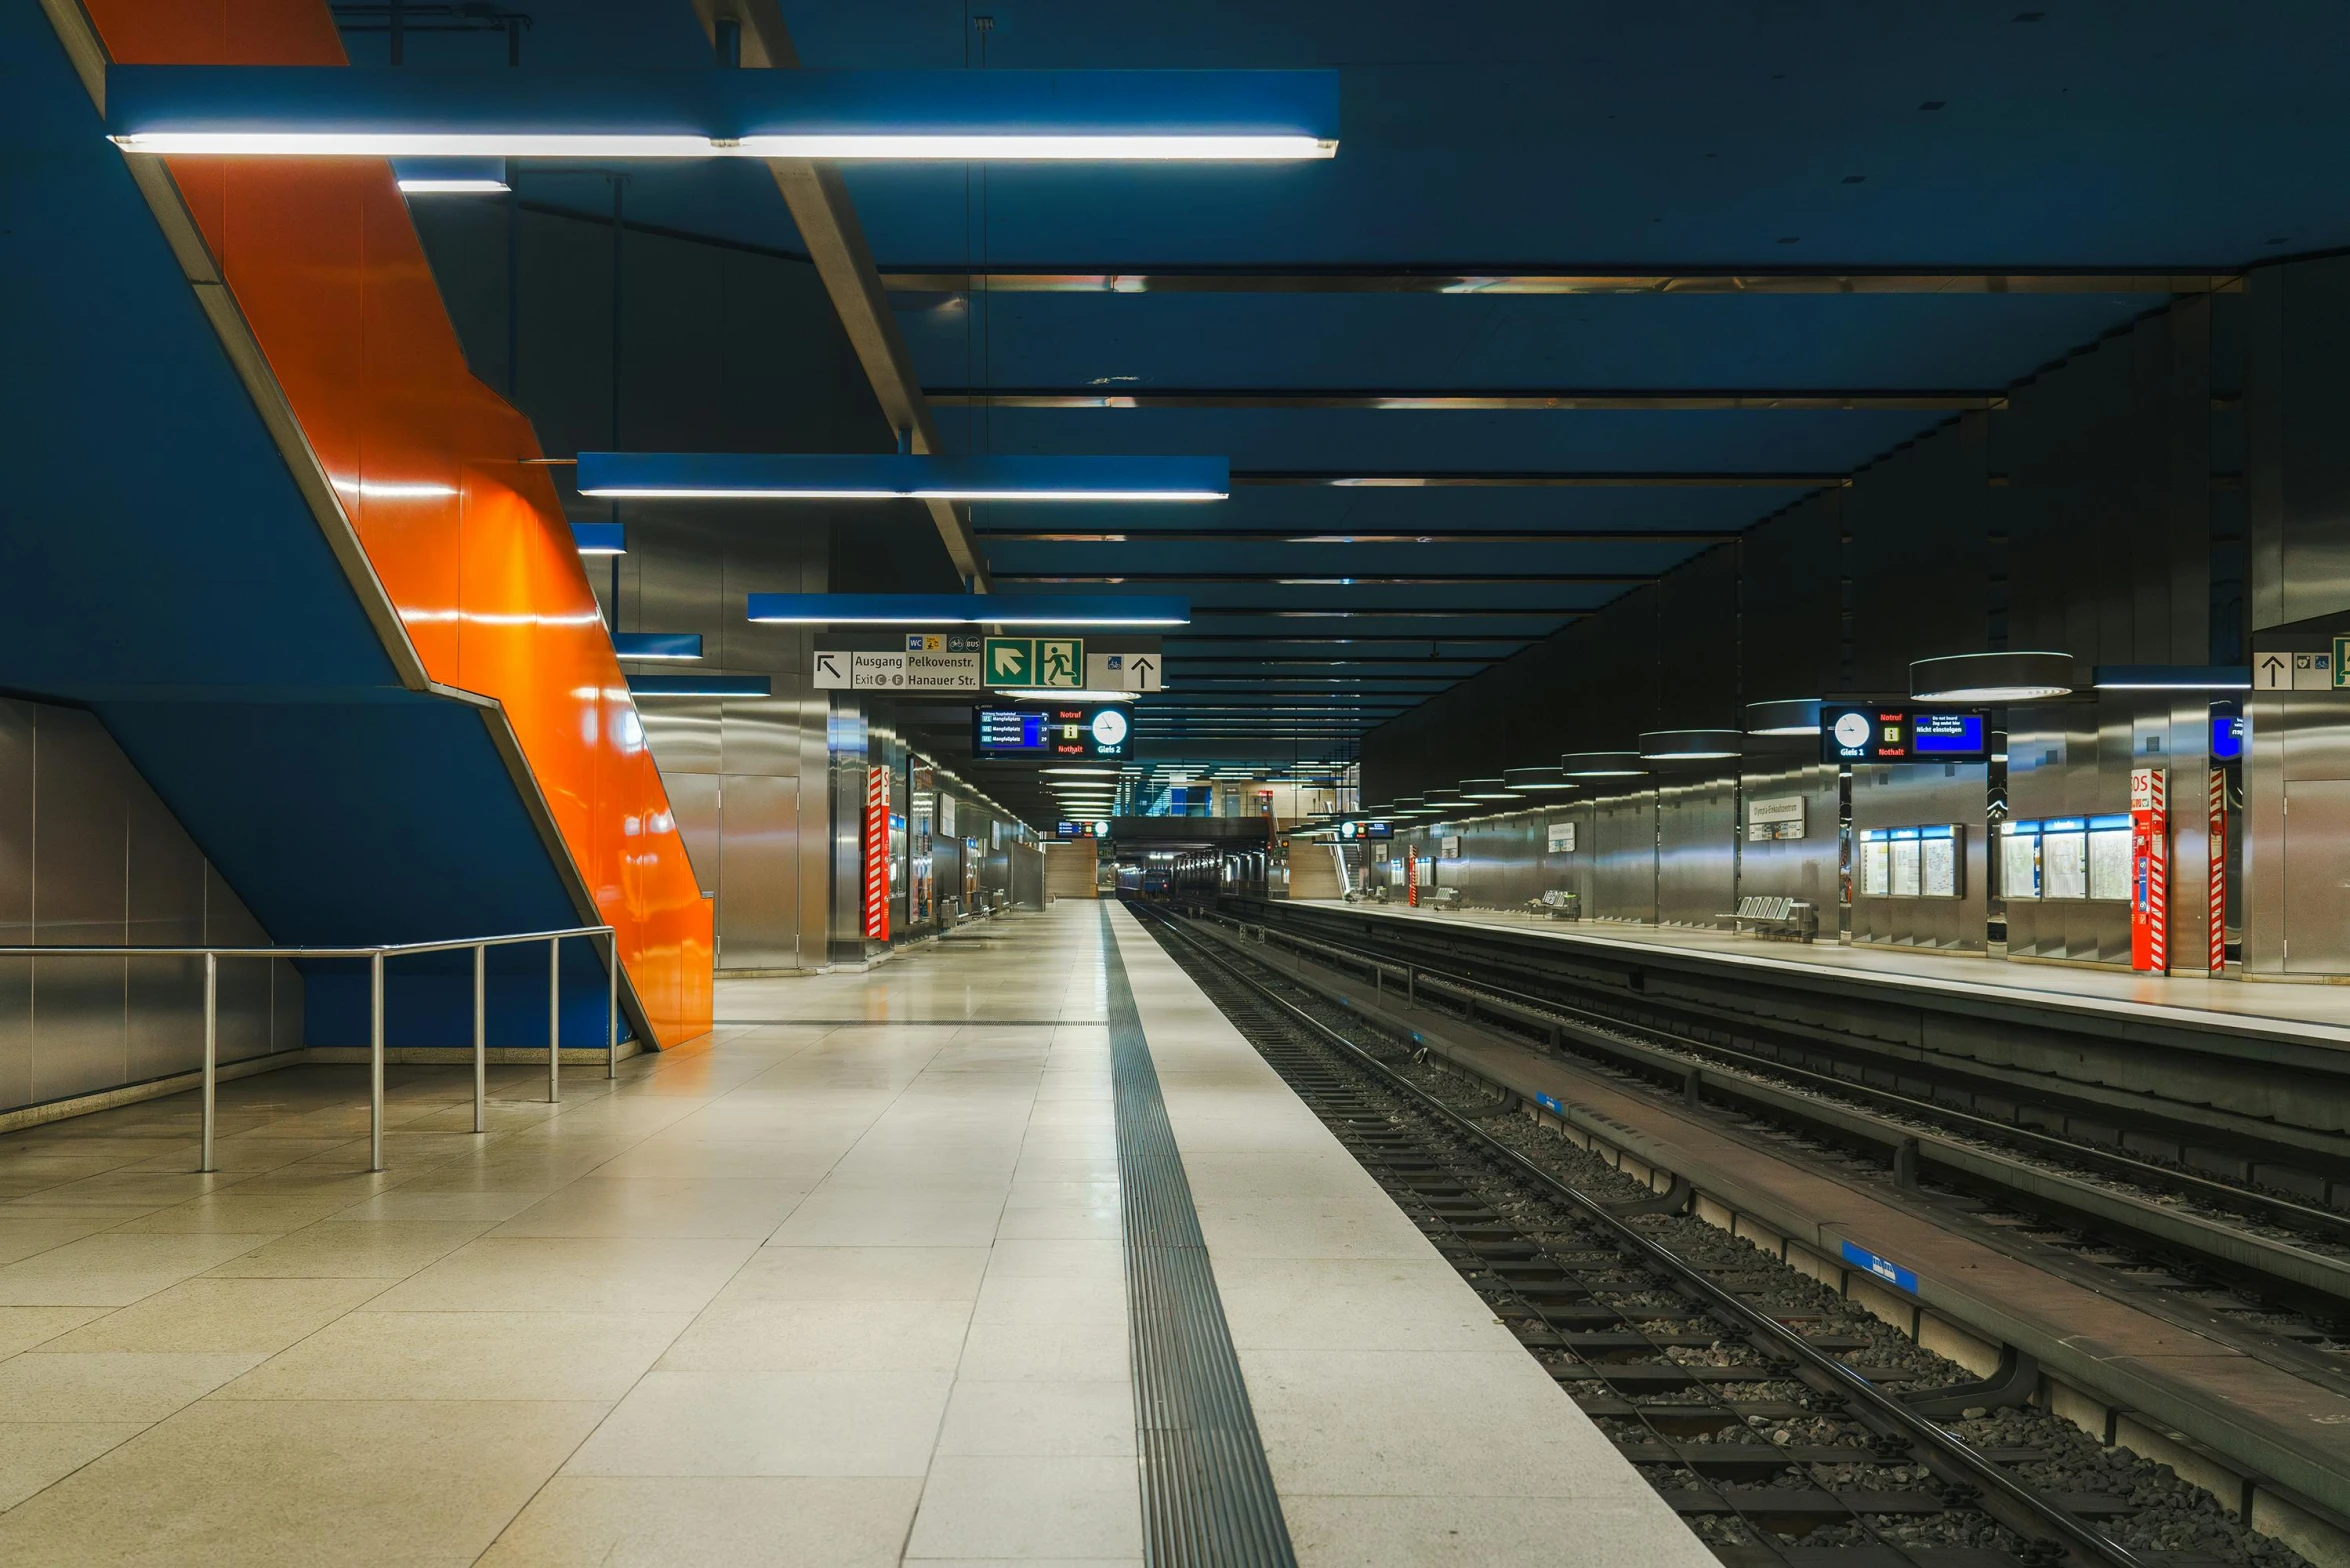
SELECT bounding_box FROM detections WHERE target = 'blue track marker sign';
[1839,1239,1919,1293]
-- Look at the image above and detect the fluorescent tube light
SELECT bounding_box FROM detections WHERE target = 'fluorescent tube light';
[576,452,1227,502]
[2091,664,2251,691]
[613,632,703,662]
[746,593,1189,626]
[996,690,1138,703]
[104,67,1340,163]
[570,522,626,556]
[626,675,771,698]
[392,155,507,192]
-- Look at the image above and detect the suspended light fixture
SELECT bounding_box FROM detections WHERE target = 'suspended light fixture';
[578,452,1227,503]
[1560,751,1646,777]
[1639,729,1743,761]
[1459,778,1516,801]
[1910,651,2075,702]
[1502,765,1576,792]
[2090,665,2251,692]
[1744,698,1822,736]
[390,155,507,193]
[104,66,1341,162]
[570,522,626,556]
[746,593,1187,626]
[627,674,771,698]
[611,632,702,661]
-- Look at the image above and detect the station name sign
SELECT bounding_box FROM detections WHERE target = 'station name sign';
[1821,705,1992,764]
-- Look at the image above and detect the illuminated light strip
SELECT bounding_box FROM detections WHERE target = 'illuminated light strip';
[592,489,1227,502]
[577,452,1228,503]
[112,132,1332,162]
[333,476,458,499]
[103,67,1340,163]
[747,593,1188,626]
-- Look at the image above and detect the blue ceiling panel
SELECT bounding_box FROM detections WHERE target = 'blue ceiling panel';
[931,406,1947,474]
[787,2,2350,269]
[898,292,2155,392]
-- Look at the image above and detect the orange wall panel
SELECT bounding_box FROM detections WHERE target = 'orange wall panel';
[85,0,714,1046]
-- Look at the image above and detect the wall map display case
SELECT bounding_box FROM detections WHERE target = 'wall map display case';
[1857,825,1964,898]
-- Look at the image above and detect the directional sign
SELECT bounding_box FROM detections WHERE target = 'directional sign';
[984,638,1033,685]
[2336,637,2350,688]
[2254,651,2290,691]
[1037,638,1084,689]
[1084,651,1163,693]
[2296,650,2334,691]
[813,649,851,689]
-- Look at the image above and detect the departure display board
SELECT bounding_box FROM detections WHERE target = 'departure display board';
[973,703,1131,759]
[1822,705,1992,764]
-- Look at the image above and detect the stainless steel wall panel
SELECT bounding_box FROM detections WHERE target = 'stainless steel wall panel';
[0,703,30,1110]
[1657,776,1737,928]
[126,955,203,1085]
[1590,790,1658,924]
[720,698,808,781]
[637,699,723,777]
[2247,257,2350,632]
[34,707,129,945]
[0,701,31,947]
[663,773,721,899]
[0,699,295,1106]
[1735,763,1840,911]
[2248,693,2350,974]
[31,956,126,1103]
[718,772,800,970]
[2281,779,2350,974]
[127,789,204,947]
[1851,762,1987,950]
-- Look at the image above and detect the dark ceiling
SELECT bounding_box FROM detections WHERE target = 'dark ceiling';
[340,0,2350,780]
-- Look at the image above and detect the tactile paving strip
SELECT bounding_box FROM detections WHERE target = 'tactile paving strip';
[1101,906,1298,1568]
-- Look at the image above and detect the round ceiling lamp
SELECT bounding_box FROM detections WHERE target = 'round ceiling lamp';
[1459,777,1517,801]
[1503,766,1577,792]
[1638,729,1743,761]
[1744,698,1822,737]
[1560,751,1646,777]
[1910,651,2075,702]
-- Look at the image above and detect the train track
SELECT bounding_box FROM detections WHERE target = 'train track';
[1202,902,2350,1328]
[1127,900,2277,1568]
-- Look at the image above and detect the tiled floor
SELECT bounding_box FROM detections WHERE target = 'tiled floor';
[0,901,1708,1566]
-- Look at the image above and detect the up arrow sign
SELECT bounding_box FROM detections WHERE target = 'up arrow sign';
[1127,656,1162,692]
[2255,652,2290,691]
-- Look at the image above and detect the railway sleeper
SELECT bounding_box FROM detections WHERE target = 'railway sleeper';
[1170,911,2350,1568]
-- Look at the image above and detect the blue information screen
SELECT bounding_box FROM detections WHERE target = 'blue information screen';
[1911,712,1986,754]
[974,708,1048,754]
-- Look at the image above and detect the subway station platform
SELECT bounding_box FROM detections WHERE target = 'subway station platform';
[0,902,1707,1566]
[1311,901,2350,1052]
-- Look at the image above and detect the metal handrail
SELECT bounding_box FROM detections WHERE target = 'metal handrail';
[0,924,619,1174]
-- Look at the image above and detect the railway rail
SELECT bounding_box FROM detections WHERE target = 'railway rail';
[1197,899,2350,1326]
[1127,900,2300,1568]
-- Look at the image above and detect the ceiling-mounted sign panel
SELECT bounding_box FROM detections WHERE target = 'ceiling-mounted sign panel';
[973,702,1132,758]
[1822,705,1991,764]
